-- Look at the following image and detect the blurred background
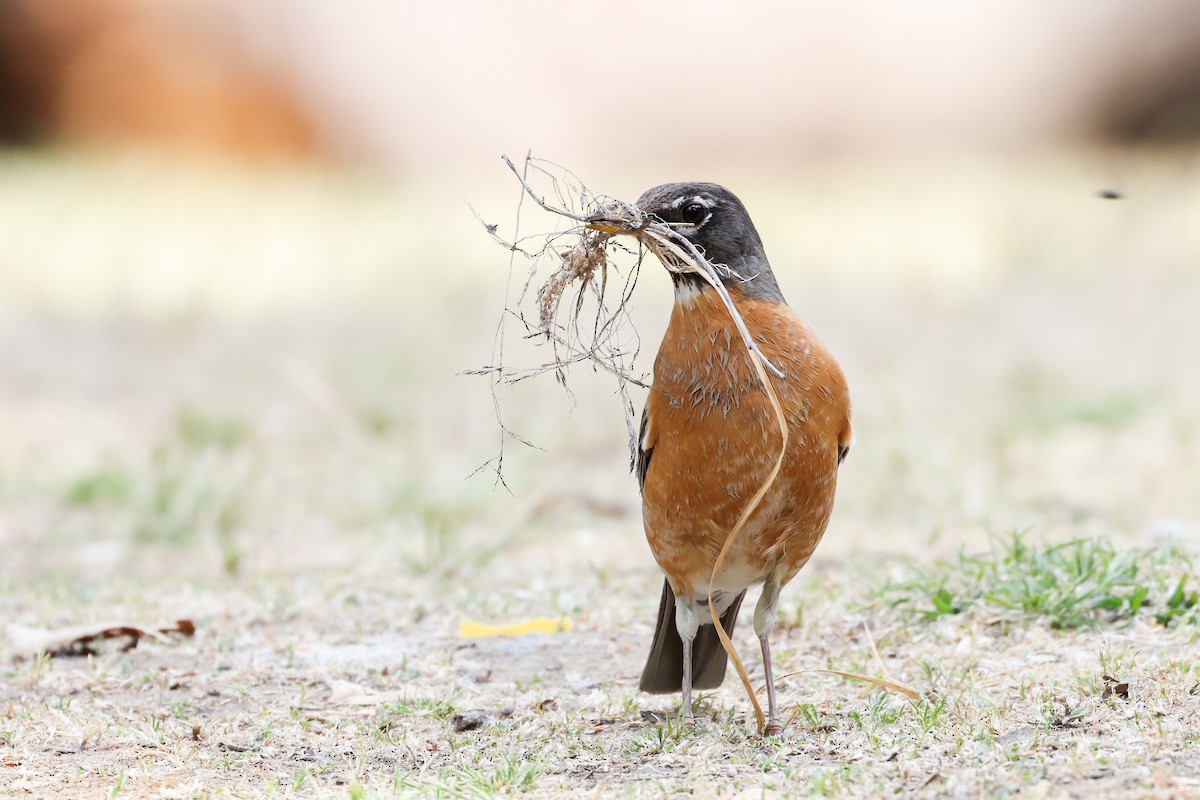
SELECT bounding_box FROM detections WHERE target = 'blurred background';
[2,0,1199,590]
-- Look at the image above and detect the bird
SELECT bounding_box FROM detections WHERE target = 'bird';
[592,183,852,734]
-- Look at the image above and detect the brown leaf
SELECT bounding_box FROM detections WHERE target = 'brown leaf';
[1101,675,1130,701]
[6,619,196,658]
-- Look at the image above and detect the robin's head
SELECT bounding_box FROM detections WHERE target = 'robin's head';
[600,183,784,303]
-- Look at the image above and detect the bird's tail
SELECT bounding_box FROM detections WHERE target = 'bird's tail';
[639,579,747,694]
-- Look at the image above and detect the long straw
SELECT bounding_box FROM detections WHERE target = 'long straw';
[706,346,789,734]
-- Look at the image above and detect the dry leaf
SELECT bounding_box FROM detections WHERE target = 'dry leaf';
[6,619,195,658]
[1101,675,1130,701]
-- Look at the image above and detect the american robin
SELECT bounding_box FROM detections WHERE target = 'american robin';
[592,183,852,734]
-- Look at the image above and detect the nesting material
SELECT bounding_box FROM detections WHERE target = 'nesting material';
[487,156,783,388]
[536,233,609,332]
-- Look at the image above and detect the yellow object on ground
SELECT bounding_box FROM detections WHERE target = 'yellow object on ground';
[457,617,572,638]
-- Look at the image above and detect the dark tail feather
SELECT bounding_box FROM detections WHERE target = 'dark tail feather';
[639,579,747,694]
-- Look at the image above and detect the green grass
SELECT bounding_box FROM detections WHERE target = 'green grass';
[877,532,1199,629]
[1001,368,1147,435]
[378,693,460,725]
[65,467,134,507]
[176,408,249,451]
[58,410,252,556]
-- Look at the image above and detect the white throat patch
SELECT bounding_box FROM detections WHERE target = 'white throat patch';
[673,279,705,305]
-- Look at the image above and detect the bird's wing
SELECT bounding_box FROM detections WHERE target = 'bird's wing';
[634,403,654,491]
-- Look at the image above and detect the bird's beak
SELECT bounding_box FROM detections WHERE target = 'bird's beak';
[585,199,649,236]
[584,211,624,235]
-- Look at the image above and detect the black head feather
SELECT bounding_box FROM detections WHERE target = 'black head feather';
[636,182,784,303]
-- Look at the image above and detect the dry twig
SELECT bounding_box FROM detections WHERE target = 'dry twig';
[468,156,650,484]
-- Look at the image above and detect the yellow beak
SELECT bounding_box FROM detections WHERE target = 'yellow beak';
[584,212,623,235]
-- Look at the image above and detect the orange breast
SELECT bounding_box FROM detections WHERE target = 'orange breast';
[641,287,852,597]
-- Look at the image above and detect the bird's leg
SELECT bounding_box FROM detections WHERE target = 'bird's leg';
[758,635,780,736]
[681,635,694,723]
[754,572,783,736]
[674,596,700,725]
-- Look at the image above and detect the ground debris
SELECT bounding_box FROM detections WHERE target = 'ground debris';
[326,679,405,706]
[1053,703,1088,728]
[6,619,195,658]
[451,709,495,732]
[1101,674,1130,701]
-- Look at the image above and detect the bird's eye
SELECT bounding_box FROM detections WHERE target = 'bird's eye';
[680,201,709,225]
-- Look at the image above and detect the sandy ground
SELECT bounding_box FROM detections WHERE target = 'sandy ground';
[2,149,1200,798]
